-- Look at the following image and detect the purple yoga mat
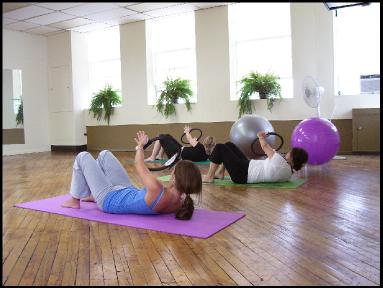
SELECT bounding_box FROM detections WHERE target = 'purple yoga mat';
[15,194,245,239]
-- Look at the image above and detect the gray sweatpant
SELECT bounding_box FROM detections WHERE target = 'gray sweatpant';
[69,150,135,209]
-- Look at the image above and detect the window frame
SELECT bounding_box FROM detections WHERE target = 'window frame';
[87,26,122,108]
[147,12,198,106]
[332,3,380,97]
[229,3,294,101]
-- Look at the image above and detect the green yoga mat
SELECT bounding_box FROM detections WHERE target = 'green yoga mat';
[157,175,306,189]
[148,159,211,165]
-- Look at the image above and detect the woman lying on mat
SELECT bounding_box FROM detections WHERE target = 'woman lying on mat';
[202,131,308,184]
[62,131,202,220]
[143,125,216,163]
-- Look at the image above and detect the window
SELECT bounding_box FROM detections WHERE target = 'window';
[87,26,121,106]
[229,3,293,100]
[333,3,380,96]
[147,12,197,105]
[12,69,22,114]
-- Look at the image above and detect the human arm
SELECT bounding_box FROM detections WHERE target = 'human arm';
[257,131,276,159]
[134,131,163,192]
[184,125,199,147]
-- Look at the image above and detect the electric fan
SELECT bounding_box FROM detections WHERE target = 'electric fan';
[302,76,324,117]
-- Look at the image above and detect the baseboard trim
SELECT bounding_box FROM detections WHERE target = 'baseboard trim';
[352,151,380,155]
[51,145,87,152]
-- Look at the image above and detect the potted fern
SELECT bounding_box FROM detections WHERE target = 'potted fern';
[155,77,193,118]
[89,84,122,125]
[237,71,282,117]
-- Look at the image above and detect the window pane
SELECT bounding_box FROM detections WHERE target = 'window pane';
[229,3,293,100]
[235,37,292,79]
[148,12,197,105]
[334,3,380,95]
[230,3,291,40]
[87,26,120,61]
[89,60,121,95]
[87,26,122,107]
[154,49,196,84]
[150,13,195,52]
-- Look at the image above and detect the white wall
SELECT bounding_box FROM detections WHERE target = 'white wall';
[3,29,50,155]
[48,32,74,145]
[85,3,379,126]
[47,31,88,146]
[71,32,89,145]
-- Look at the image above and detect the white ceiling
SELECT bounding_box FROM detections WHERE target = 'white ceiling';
[3,2,233,36]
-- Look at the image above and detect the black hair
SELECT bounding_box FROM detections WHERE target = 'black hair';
[291,147,308,171]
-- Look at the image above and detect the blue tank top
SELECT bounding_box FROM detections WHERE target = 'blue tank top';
[102,186,164,215]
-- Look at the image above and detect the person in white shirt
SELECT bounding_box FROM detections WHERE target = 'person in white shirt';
[202,131,308,184]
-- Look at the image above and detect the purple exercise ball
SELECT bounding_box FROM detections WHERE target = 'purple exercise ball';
[291,117,340,165]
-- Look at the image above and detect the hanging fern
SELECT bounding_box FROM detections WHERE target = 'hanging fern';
[89,84,122,125]
[155,77,193,118]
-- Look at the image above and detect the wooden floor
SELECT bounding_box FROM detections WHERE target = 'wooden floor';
[2,151,380,286]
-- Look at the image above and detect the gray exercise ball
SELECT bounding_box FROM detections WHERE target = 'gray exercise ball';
[230,114,275,159]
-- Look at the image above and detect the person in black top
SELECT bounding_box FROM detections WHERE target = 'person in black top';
[143,125,216,162]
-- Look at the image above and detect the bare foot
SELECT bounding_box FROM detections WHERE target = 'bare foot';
[81,195,95,202]
[61,197,80,209]
[214,164,225,180]
[144,157,156,162]
[202,175,215,183]
[214,172,225,180]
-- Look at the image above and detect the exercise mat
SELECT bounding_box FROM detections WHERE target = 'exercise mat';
[15,194,245,239]
[147,159,210,165]
[158,175,306,189]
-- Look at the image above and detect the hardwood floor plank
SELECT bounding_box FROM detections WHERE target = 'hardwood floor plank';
[147,231,193,286]
[46,228,70,285]
[139,230,177,285]
[119,228,148,286]
[97,224,119,285]
[88,222,105,285]
[107,225,134,286]
[75,221,91,286]
[61,221,81,286]
[127,228,162,285]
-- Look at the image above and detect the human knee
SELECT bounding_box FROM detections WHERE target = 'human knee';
[158,134,168,140]
[77,151,91,160]
[97,150,113,165]
[74,151,92,167]
[215,143,226,152]
[209,144,224,163]
[98,150,111,159]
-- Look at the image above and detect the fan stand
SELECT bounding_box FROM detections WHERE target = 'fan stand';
[316,105,321,118]
[301,162,331,178]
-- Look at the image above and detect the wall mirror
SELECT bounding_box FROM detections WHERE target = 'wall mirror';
[3,68,25,144]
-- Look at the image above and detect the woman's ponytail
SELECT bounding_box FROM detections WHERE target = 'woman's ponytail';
[175,194,194,220]
[173,160,202,220]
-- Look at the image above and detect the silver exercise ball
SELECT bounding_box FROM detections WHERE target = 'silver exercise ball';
[230,114,275,159]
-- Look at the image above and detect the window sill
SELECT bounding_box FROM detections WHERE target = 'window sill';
[336,92,380,97]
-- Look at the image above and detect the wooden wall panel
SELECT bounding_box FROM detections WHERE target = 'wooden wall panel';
[86,119,353,154]
[3,128,25,144]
